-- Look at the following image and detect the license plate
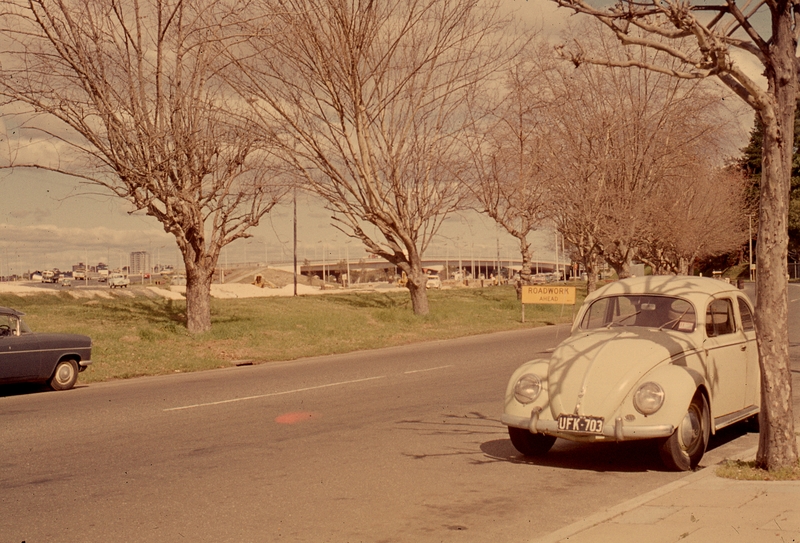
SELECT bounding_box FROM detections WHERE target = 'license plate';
[557,414,604,434]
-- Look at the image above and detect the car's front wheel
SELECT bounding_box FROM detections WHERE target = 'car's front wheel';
[658,392,709,471]
[49,359,79,391]
[508,427,556,456]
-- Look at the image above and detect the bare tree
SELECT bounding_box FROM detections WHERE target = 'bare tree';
[639,163,750,275]
[0,0,284,333]
[551,0,798,471]
[462,62,552,284]
[228,0,515,315]
[542,26,734,288]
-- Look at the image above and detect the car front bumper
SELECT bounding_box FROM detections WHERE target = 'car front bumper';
[501,407,674,442]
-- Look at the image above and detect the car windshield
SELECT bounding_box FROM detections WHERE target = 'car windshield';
[579,295,696,332]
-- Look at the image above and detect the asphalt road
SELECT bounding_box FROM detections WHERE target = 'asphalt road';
[1,284,798,543]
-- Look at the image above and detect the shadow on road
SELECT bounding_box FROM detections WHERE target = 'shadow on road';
[396,410,755,473]
[0,382,89,397]
[479,420,754,473]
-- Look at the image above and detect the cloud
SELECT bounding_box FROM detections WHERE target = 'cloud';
[8,207,52,220]
[0,222,174,273]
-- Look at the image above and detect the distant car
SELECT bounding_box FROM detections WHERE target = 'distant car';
[531,273,548,284]
[0,307,92,390]
[59,277,72,287]
[108,273,130,288]
[425,273,442,289]
[502,276,760,471]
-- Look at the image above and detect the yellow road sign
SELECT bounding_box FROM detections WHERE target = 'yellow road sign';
[521,285,577,305]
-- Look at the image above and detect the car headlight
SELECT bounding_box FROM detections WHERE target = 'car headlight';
[633,382,665,415]
[514,374,543,404]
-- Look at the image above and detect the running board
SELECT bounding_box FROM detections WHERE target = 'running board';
[714,405,759,431]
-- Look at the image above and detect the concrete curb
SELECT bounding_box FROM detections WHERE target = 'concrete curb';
[530,445,760,543]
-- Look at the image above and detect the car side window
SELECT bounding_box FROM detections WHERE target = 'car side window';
[0,315,18,336]
[706,298,735,337]
[738,298,755,332]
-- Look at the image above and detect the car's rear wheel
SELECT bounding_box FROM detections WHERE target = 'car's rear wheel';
[49,359,79,391]
[508,427,556,456]
[658,392,709,471]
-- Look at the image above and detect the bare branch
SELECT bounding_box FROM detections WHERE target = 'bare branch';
[0,0,285,332]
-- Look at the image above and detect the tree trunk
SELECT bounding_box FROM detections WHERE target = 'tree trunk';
[407,281,431,316]
[399,255,430,316]
[518,235,533,281]
[185,263,214,334]
[754,12,799,471]
[606,241,632,279]
[583,252,599,293]
[406,269,430,316]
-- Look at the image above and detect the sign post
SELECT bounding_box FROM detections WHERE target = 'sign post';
[521,285,577,323]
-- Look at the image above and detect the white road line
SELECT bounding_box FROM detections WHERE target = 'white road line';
[403,365,453,374]
[163,375,387,412]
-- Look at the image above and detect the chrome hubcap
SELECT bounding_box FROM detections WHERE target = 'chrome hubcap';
[678,407,701,452]
[57,364,74,384]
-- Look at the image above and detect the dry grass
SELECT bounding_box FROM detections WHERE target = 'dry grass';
[0,284,584,383]
[716,459,800,481]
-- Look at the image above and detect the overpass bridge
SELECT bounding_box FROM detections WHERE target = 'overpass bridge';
[297,254,567,282]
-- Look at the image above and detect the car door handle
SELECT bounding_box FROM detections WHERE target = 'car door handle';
[740,345,747,351]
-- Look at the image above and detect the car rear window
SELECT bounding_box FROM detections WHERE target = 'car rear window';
[580,295,696,332]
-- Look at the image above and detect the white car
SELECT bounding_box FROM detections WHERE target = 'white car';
[425,273,442,289]
[502,275,760,471]
[108,273,130,288]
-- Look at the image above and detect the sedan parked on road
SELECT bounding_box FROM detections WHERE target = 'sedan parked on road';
[0,307,92,390]
[502,275,760,471]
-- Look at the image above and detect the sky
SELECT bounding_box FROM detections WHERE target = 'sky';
[0,0,757,277]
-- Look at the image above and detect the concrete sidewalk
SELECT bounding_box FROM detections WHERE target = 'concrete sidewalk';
[534,444,800,543]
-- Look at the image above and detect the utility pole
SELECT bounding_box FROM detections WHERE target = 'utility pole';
[293,185,298,296]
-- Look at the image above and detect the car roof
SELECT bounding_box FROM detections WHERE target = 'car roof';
[0,306,25,317]
[585,275,743,305]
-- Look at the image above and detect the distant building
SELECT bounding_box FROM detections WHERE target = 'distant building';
[129,251,150,274]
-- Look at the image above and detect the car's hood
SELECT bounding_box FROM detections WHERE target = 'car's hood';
[548,328,695,418]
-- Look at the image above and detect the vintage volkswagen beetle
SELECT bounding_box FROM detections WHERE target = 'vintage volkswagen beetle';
[0,306,92,390]
[502,276,760,470]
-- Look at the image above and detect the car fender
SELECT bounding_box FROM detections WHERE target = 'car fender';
[504,358,552,419]
[627,363,707,430]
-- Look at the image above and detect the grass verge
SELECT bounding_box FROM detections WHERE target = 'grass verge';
[0,284,583,383]
[716,459,800,481]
